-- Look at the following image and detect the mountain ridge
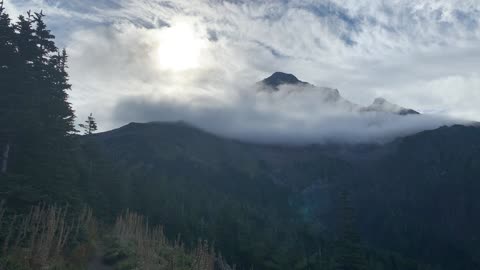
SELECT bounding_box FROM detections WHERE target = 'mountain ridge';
[87,120,480,270]
[261,72,309,89]
[258,72,420,115]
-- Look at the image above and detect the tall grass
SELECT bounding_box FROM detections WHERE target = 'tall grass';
[110,210,236,270]
[0,202,97,269]
[1,203,239,269]
[114,210,166,269]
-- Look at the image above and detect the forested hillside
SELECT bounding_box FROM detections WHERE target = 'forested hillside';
[86,121,480,270]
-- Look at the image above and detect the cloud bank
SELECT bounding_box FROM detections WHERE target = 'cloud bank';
[6,0,480,143]
[114,85,463,144]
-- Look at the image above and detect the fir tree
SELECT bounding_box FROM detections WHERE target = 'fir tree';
[0,6,75,182]
[0,1,19,173]
[334,190,367,270]
[79,113,98,135]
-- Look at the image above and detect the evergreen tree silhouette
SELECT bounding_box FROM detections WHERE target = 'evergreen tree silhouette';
[0,6,75,182]
[334,190,367,270]
[79,113,98,135]
[0,0,17,173]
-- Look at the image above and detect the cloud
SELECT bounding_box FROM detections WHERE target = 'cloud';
[5,0,480,143]
[3,0,21,19]
[113,84,463,144]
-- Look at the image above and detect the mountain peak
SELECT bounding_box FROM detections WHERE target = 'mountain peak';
[373,97,388,105]
[257,73,419,116]
[365,97,420,115]
[260,72,307,90]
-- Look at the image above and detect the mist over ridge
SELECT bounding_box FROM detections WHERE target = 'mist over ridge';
[114,72,468,145]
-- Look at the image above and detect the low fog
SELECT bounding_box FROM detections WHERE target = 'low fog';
[113,83,465,144]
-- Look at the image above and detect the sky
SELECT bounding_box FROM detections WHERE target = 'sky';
[4,0,480,143]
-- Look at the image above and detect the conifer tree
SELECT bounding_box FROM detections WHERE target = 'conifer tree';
[79,113,98,135]
[0,6,75,179]
[78,113,97,135]
[334,190,367,270]
[0,1,18,173]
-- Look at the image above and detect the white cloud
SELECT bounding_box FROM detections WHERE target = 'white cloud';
[5,0,480,142]
[112,85,463,144]
[3,0,20,19]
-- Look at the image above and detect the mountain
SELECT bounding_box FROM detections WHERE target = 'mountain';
[260,72,309,90]
[258,72,420,115]
[362,97,420,115]
[3,7,476,269]
[86,121,480,270]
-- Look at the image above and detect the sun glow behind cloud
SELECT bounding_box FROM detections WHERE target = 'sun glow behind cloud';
[154,22,209,71]
[7,0,480,142]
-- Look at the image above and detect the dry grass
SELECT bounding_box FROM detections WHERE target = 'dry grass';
[192,240,216,270]
[111,210,236,270]
[2,203,238,270]
[0,202,97,269]
[114,210,166,270]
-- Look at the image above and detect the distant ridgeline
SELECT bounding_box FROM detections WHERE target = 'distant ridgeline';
[2,6,480,270]
[84,121,480,270]
[258,71,420,115]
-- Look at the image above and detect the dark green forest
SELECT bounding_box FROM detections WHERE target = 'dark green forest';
[1,5,480,270]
